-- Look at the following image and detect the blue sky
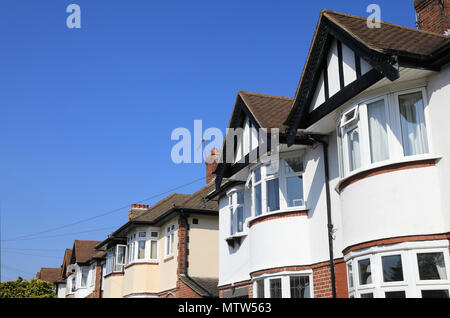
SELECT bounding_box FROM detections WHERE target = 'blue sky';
[0,0,417,281]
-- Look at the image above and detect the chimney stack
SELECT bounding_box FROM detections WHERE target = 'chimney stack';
[128,204,149,220]
[414,0,450,35]
[205,148,221,184]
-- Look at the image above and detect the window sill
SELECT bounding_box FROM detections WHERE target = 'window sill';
[336,154,441,193]
[247,208,309,228]
[124,261,159,269]
[163,255,174,263]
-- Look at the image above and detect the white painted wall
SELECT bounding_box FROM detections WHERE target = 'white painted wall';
[56,283,66,298]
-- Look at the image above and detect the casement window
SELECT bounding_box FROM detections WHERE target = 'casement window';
[228,190,245,235]
[253,273,312,298]
[346,243,450,298]
[338,88,430,178]
[89,265,95,287]
[81,267,89,288]
[126,230,159,263]
[105,245,126,274]
[165,225,175,257]
[250,153,305,217]
[115,245,126,271]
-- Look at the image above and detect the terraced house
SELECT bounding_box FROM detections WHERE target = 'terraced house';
[95,156,220,298]
[211,2,450,298]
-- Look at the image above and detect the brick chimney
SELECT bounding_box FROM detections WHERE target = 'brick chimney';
[415,0,450,35]
[128,204,150,220]
[205,148,221,184]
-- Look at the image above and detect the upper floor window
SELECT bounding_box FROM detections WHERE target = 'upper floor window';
[229,190,245,235]
[89,265,95,287]
[338,88,430,178]
[165,225,175,257]
[251,154,305,217]
[106,244,126,275]
[126,230,159,264]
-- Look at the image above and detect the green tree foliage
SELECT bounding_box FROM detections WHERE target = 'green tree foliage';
[0,277,56,298]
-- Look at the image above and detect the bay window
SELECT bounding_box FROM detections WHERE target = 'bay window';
[346,243,450,298]
[250,153,305,218]
[253,273,312,298]
[126,230,159,264]
[338,88,430,178]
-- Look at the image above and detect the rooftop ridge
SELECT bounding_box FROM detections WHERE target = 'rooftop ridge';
[238,90,293,101]
[322,9,450,40]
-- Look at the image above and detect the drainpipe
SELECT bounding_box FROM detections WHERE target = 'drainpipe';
[306,135,337,298]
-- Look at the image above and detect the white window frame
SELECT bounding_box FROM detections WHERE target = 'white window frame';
[165,224,175,258]
[345,241,450,298]
[337,87,432,179]
[250,152,306,218]
[89,265,96,287]
[252,271,313,299]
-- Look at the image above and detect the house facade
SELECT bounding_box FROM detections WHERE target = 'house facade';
[96,157,220,298]
[212,2,450,298]
[64,241,105,298]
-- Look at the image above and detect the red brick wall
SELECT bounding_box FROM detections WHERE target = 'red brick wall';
[415,0,449,34]
[218,281,252,298]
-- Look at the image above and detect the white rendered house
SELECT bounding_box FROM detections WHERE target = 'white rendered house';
[211,4,450,298]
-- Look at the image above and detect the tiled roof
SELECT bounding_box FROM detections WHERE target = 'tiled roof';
[179,275,219,298]
[239,91,293,132]
[72,240,102,264]
[323,10,449,56]
[36,268,61,284]
[131,193,191,223]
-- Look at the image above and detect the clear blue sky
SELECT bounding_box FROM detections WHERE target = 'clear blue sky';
[0,0,416,281]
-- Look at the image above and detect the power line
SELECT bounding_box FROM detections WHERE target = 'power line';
[3,250,61,259]
[2,176,206,242]
[2,264,35,277]
[1,226,120,242]
[2,248,63,252]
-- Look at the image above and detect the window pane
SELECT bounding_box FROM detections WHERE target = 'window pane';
[347,128,361,171]
[270,279,282,298]
[170,234,174,253]
[150,240,157,259]
[237,192,244,205]
[417,252,447,280]
[138,241,146,259]
[254,184,262,216]
[360,293,374,298]
[368,99,389,163]
[254,168,261,183]
[287,176,304,207]
[385,291,406,298]
[358,258,372,285]
[399,92,428,156]
[237,207,244,233]
[139,232,146,237]
[290,276,310,298]
[256,280,265,298]
[81,268,89,287]
[266,178,280,212]
[285,157,303,174]
[382,255,404,282]
[347,263,354,288]
[230,208,234,235]
[421,290,449,298]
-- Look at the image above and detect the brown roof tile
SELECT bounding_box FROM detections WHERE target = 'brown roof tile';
[36,268,61,284]
[131,193,191,223]
[72,240,102,264]
[239,91,294,132]
[179,275,219,298]
[323,10,449,57]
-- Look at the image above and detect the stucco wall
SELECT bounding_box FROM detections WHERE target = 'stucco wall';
[123,264,159,296]
[188,214,219,278]
[103,274,124,298]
